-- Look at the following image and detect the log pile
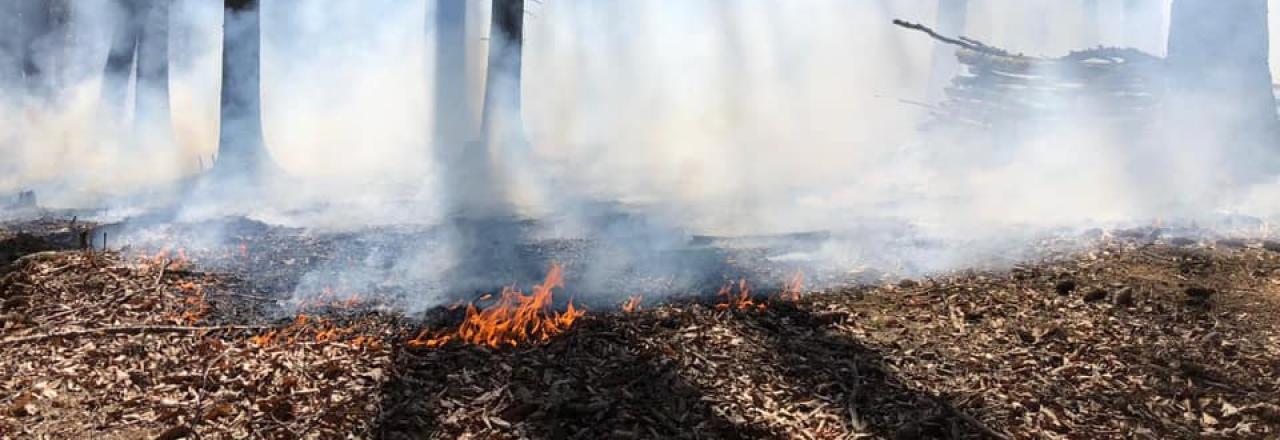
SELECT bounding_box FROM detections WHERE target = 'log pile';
[896,20,1165,136]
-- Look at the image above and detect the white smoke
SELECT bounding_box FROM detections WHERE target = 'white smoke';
[2,1,1278,310]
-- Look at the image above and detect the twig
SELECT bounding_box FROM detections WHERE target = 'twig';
[190,347,236,439]
[1,325,270,346]
[891,19,1011,57]
[932,395,1011,440]
[211,292,276,302]
[294,385,377,438]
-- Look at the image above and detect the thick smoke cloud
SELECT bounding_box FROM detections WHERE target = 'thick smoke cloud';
[2,1,1278,310]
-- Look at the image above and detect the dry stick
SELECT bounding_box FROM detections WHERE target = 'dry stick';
[890,19,1012,57]
[42,261,166,325]
[295,385,379,438]
[190,347,236,439]
[105,260,165,310]
[1,325,270,346]
[931,395,1011,440]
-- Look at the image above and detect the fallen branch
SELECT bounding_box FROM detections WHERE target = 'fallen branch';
[1,325,270,346]
[933,395,1012,440]
[891,19,1011,57]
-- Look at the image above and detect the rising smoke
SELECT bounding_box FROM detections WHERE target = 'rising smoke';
[2,1,1278,310]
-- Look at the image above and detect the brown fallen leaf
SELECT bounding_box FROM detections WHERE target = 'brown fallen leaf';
[154,425,193,440]
[7,392,35,417]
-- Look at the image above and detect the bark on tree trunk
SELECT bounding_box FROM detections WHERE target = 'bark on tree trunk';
[134,0,171,136]
[1123,0,1164,55]
[434,0,472,145]
[480,0,523,140]
[0,3,18,93]
[103,0,141,114]
[927,0,967,103]
[1166,0,1278,177]
[1081,0,1100,46]
[18,0,50,98]
[0,0,61,101]
[214,0,270,180]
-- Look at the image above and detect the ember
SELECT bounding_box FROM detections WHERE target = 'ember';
[408,263,585,348]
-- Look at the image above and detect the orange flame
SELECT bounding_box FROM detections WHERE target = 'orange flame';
[165,281,210,325]
[778,270,805,302]
[716,279,764,311]
[251,314,312,347]
[144,246,191,271]
[621,295,643,313]
[408,263,585,349]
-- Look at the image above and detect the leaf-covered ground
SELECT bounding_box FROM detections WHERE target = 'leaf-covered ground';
[2,223,1279,439]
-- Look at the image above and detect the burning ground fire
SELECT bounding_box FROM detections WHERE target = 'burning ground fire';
[715,270,806,312]
[407,266,807,348]
[621,294,643,313]
[408,263,585,349]
[250,314,382,350]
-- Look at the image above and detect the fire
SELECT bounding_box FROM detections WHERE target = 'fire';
[296,287,367,311]
[168,281,210,325]
[408,263,586,349]
[716,279,765,312]
[251,315,366,348]
[621,295,643,313]
[778,270,805,302]
[341,293,362,308]
[142,246,191,271]
[314,324,353,343]
[251,314,311,347]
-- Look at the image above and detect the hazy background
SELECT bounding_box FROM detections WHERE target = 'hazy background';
[2,1,1278,305]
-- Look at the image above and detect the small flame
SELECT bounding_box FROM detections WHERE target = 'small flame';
[716,279,764,311]
[621,295,643,313]
[408,263,586,349]
[251,314,311,347]
[778,270,805,302]
[144,246,191,271]
[166,281,209,325]
[342,293,362,308]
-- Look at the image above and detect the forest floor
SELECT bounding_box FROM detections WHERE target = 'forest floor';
[1,214,1279,439]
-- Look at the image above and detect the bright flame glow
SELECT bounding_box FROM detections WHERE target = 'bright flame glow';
[408,263,586,348]
[621,295,643,313]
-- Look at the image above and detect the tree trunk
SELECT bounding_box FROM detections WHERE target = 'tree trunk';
[134,0,171,137]
[18,0,50,98]
[0,3,18,93]
[1123,0,1164,55]
[927,0,967,103]
[480,0,523,140]
[213,0,270,180]
[433,0,472,146]
[1081,0,1100,46]
[1166,0,1278,178]
[3,0,68,101]
[103,0,141,114]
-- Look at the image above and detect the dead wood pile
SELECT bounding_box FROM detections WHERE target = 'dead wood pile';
[896,20,1164,133]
